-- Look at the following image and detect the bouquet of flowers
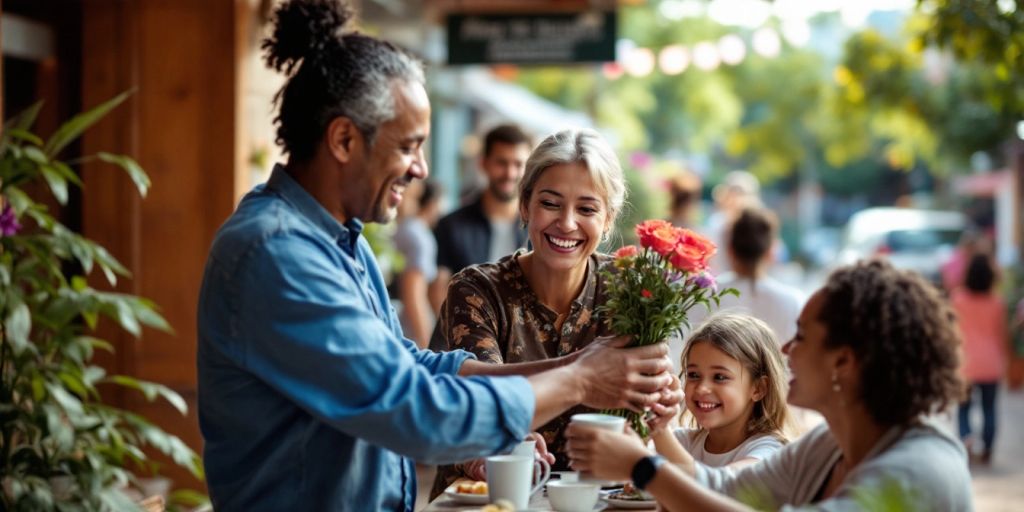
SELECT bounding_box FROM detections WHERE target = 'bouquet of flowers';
[599,219,735,436]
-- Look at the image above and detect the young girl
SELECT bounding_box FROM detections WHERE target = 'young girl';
[652,313,790,470]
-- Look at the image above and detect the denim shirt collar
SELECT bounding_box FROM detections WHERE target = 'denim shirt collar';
[266,164,364,253]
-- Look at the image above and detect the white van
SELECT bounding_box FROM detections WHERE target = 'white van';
[836,207,967,285]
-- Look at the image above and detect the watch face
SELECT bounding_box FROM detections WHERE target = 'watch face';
[631,455,665,491]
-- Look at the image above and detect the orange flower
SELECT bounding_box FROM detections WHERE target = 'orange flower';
[637,219,679,256]
[613,245,639,260]
[636,219,672,250]
[669,228,716,272]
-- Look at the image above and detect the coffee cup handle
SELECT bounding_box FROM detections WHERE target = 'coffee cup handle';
[530,459,551,495]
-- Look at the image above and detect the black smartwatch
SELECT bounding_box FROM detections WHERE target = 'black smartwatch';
[631,454,667,491]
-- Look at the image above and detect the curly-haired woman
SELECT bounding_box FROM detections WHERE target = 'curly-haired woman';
[566,259,972,510]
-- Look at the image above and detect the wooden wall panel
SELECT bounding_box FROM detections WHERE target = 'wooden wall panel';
[82,0,244,491]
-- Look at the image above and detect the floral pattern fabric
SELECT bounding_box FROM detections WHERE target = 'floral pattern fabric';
[428,250,613,498]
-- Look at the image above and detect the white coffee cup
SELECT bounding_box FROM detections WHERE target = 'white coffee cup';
[546,480,601,512]
[486,455,544,510]
[509,440,551,493]
[570,413,627,432]
[569,413,627,483]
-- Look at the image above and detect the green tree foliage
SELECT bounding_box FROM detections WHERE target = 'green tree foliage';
[914,0,1024,115]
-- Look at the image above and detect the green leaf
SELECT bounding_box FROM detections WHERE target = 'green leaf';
[114,299,141,336]
[81,336,114,353]
[93,245,130,285]
[6,100,44,131]
[106,375,188,415]
[169,489,211,508]
[70,238,95,274]
[97,152,150,198]
[40,164,69,205]
[51,160,84,187]
[129,297,172,333]
[23,145,48,164]
[42,403,75,452]
[44,90,132,158]
[5,301,31,355]
[6,127,44,146]
[5,186,33,214]
[46,382,84,416]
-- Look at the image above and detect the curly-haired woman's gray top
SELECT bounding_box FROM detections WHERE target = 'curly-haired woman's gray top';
[695,417,972,511]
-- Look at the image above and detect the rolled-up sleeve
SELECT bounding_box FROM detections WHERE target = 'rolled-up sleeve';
[234,233,533,464]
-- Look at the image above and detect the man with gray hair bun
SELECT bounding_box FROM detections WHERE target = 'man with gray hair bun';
[195,1,680,511]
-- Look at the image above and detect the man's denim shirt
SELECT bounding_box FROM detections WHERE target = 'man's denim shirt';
[197,166,534,511]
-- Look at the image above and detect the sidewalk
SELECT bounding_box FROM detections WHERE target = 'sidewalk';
[971,385,1024,511]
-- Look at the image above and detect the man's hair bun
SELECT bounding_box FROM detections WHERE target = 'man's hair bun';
[262,0,355,75]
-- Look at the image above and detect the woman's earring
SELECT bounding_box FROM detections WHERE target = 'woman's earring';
[831,371,841,393]
[601,231,610,243]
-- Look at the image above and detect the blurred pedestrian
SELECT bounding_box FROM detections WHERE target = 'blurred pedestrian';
[394,180,444,348]
[953,253,1009,464]
[667,168,702,229]
[434,124,532,295]
[704,170,761,275]
[941,229,982,294]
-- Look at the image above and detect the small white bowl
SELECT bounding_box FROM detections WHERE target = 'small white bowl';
[547,480,600,512]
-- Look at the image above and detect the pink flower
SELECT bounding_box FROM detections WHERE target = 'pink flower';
[0,203,20,237]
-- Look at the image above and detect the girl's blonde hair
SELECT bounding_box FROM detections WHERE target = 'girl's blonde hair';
[681,313,790,441]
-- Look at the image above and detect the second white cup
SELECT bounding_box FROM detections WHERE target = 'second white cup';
[509,440,551,494]
[486,455,542,510]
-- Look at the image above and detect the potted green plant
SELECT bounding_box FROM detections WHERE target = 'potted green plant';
[0,93,203,511]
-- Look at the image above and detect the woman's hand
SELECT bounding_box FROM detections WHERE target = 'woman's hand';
[460,458,487,481]
[527,432,557,465]
[565,423,651,482]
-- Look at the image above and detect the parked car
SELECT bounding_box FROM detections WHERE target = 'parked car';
[836,207,967,285]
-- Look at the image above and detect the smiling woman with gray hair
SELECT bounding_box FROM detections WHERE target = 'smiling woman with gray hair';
[429,128,681,497]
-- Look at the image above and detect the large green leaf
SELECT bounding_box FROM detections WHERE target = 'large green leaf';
[4,301,31,355]
[97,152,150,198]
[44,90,132,158]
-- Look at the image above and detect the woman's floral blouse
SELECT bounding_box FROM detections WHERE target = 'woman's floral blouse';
[428,249,613,498]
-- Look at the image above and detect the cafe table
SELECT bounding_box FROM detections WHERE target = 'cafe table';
[421,488,657,511]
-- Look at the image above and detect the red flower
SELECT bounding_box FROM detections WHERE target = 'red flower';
[641,289,653,299]
[613,245,639,260]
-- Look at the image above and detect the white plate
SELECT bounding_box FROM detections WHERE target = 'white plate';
[601,490,656,509]
[443,484,489,506]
